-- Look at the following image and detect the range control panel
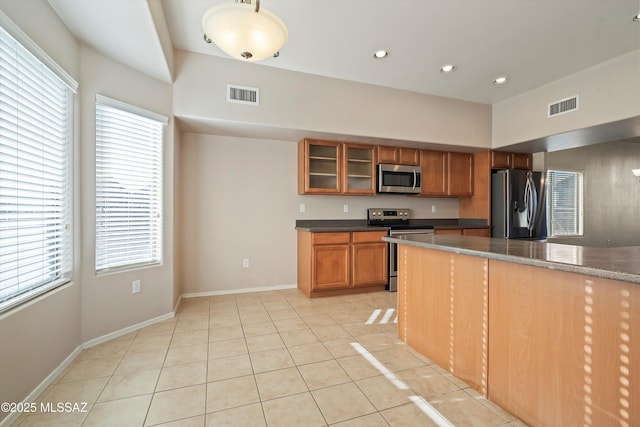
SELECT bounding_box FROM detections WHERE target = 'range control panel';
[367,208,410,222]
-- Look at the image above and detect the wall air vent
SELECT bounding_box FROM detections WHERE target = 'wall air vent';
[227,84,259,106]
[548,95,579,118]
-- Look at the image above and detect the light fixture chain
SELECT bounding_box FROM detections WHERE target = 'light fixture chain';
[236,0,260,12]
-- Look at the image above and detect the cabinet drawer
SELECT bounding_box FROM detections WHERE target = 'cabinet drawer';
[352,231,388,243]
[312,232,351,245]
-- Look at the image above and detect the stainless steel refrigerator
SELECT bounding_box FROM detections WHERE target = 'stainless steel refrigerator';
[491,170,547,240]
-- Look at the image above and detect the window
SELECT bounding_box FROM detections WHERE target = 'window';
[546,170,584,237]
[0,19,76,312]
[95,95,166,273]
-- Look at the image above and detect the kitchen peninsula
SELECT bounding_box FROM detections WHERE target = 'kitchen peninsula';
[385,234,639,426]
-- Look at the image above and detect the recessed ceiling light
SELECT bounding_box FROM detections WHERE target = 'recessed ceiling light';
[440,64,456,73]
[634,13,640,22]
[373,50,389,59]
[493,76,508,85]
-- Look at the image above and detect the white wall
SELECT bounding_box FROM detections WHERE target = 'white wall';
[79,45,175,342]
[173,51,493,149]
[178,133,459,295]
[0,4,178,420]
[492,51,640,148]
[0,1,81,421]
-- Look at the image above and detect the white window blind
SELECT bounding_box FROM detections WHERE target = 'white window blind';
[0,24,73,312]
[546,170,584,237]
[95,96,165,273]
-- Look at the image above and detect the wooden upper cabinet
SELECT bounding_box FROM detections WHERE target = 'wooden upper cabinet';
[343,143,376,195]
[399,148,420,166]
[491,151,532,170]
[447,152,474,196]
[491,151,512,169]
[511,153,532,170]
[299,139,342,194]
[377,145,398,164]
[420,150,448,196]
[377,146,420,166]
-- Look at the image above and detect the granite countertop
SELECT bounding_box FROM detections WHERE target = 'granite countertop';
[295,219,489,232]
[383,234,640,285]
[295,220,389,232]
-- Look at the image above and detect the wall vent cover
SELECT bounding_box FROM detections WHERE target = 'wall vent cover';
[227,84,259,105]
[547,95,579,118]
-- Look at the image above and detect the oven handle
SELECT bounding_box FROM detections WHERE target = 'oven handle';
[389,229,435,236]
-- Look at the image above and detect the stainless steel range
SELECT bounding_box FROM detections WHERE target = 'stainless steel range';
[367,208,434,291]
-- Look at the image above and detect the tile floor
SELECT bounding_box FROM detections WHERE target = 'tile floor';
[12,289,527,426]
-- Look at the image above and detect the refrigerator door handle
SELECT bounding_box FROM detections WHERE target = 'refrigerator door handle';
[524,172,538,234]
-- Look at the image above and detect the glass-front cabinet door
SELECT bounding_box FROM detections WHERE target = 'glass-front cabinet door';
[299,139,341,194]
[343,143,376,195]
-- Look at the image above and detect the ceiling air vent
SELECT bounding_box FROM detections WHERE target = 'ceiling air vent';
[227,84,259,106]
[547,95,579,118]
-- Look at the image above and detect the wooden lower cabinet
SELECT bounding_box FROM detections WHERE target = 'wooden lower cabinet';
[351,239,388,287]
[298,230,388,297]
[434,228,490,237]
[312,244,350,290]
[462,228,491,237]
[434,229,463,235]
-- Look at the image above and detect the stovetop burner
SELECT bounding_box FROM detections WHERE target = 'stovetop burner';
[366,208,435,230]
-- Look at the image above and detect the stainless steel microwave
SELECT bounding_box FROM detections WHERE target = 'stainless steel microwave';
[377,164,422,194]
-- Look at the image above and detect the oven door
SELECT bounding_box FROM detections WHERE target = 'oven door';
[377,164,422,194]
[388,229,434,291]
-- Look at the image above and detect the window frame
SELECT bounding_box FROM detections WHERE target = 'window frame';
[546,169,584,238]
[94,95,167,275]
[0,13,76,313]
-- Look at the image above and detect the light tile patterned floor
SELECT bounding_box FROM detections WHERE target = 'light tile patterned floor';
[13,289,527,426]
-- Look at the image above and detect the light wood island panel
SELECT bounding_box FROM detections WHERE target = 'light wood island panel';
[489,260,639,426]
[396,239,639,426]
[397,245,488,394]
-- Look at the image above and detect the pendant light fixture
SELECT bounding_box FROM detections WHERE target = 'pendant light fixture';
[202,0,288,61]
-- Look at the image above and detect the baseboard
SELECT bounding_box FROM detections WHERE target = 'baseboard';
[0,308,178,427]
[0,286,298,426]
[83,311,176,349]
[182,283,297,299]
[173,295,182,314]
[0,345,83,427]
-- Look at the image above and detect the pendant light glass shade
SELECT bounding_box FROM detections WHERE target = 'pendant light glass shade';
[202,2,288,61]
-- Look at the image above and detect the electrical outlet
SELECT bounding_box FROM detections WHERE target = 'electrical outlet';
[243,259,249,268]
[132,280,141,294]
[343,204,349,213]
[299,203,305,213]
[431,205,437,213]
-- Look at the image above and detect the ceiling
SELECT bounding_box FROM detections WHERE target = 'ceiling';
[48,0,640,106]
